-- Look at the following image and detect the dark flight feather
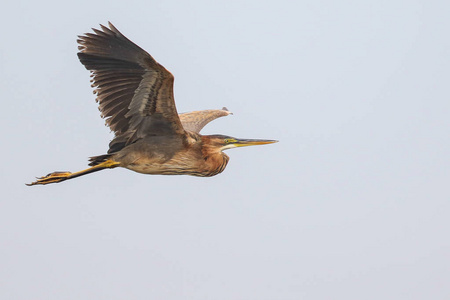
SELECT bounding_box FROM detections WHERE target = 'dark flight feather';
[77,22,185,151]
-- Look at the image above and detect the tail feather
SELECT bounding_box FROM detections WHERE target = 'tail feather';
[89,154,113,166]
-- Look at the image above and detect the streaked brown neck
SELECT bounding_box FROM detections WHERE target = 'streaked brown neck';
[200,135,230,177]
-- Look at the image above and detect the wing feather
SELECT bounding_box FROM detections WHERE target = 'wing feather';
[77,22,185,146]
[179,107,232,133]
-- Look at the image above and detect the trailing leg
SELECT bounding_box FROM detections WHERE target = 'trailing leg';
[26,159,120,186]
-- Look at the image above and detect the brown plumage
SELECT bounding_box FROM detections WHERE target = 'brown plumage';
[27,22,277,186]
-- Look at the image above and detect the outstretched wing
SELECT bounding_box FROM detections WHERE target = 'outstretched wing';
[179,107,232,133]
[77,22,185,144]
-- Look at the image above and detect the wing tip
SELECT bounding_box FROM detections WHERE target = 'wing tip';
[222,107,233,115]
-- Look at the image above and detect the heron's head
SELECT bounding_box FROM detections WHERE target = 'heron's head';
[205,134,278,152]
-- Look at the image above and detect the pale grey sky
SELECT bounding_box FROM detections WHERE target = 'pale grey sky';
[1,0,450,299]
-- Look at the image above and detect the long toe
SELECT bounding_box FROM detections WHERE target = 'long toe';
[26,171,73,186]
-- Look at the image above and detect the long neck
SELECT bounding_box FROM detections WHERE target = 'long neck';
[204,151,229,176]
[200,137,230,177]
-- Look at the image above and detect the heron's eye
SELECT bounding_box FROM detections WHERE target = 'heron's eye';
[224,139,230,144]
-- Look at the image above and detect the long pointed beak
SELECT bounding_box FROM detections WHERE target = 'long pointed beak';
[234,138,278,147]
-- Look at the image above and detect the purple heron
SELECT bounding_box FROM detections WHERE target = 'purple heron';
[27,22,277,186]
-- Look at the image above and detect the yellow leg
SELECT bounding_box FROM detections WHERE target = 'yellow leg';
[26,159,120,186]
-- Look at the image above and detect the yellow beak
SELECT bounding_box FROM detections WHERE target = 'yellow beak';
[234,138,278,147]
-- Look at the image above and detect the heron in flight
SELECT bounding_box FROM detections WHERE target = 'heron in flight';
[27,22,277,186]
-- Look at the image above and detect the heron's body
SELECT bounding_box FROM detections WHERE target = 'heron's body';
[27,22,276,186]
[110,134,228,177]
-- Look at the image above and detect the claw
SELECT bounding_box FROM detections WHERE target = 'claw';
[26,171,73,186]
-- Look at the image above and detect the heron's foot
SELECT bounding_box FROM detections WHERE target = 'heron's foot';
[26,171,73,186]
